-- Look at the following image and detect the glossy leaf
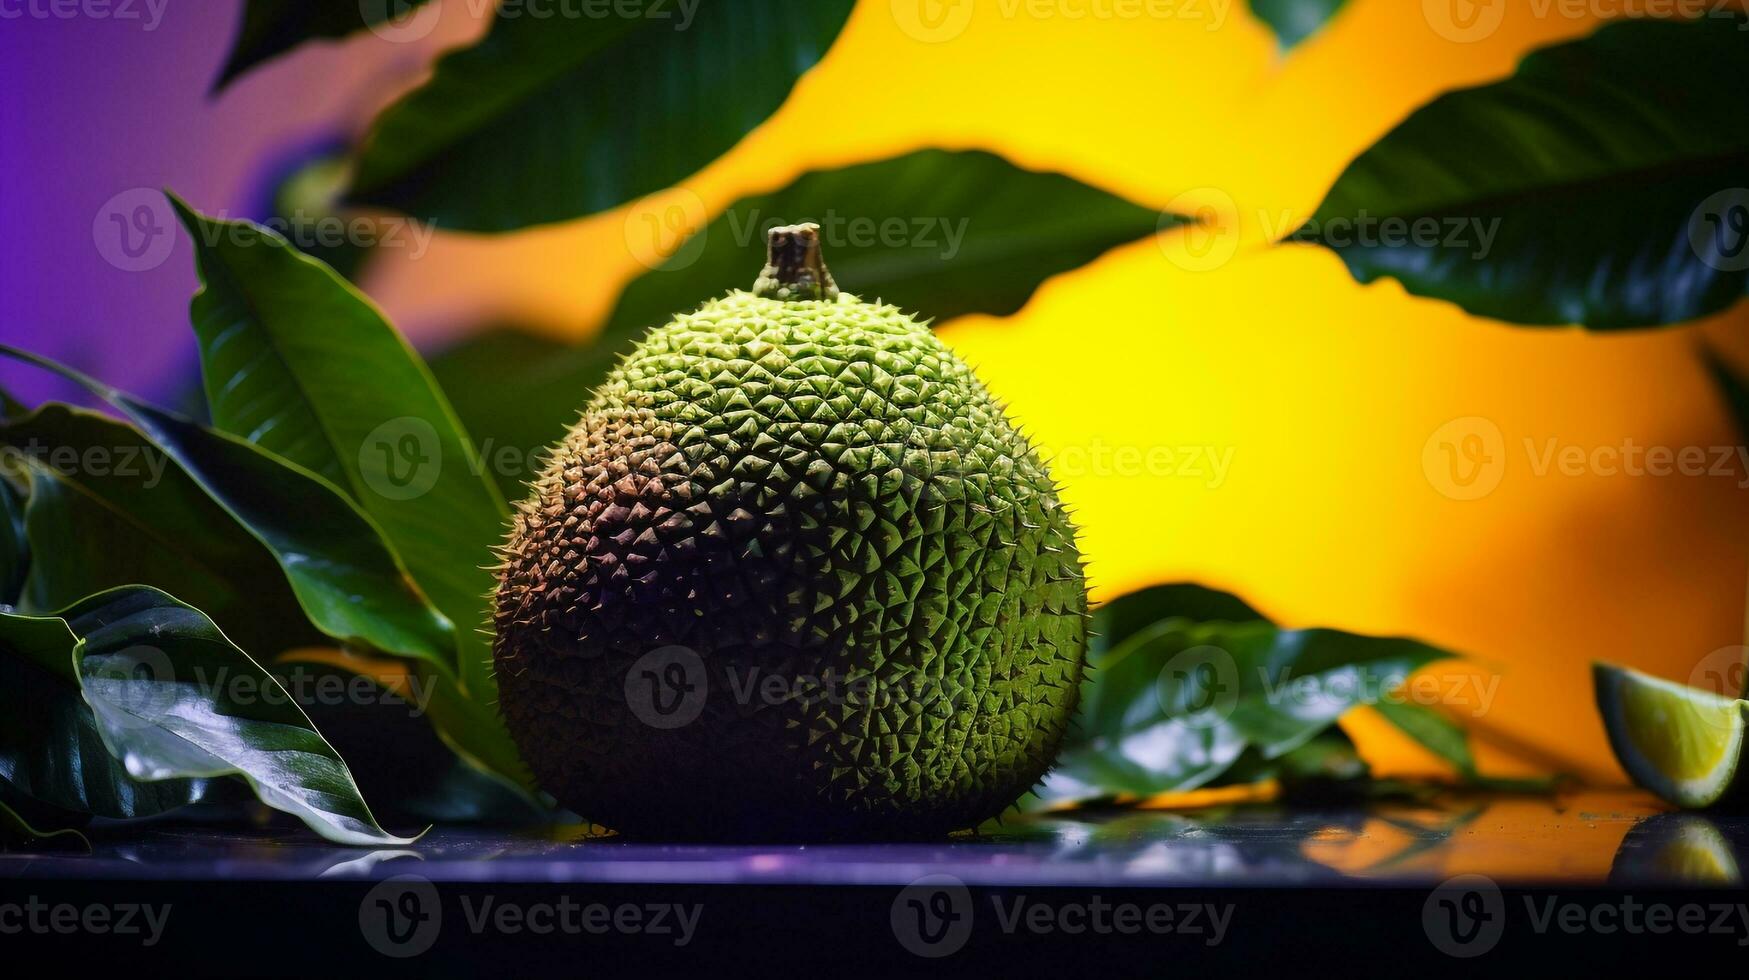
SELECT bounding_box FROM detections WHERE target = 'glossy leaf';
[348,0,857,230]
[1371,700,1476,775]
[1090,581,1268,656]
[1040,584,1462,804]
[1248,0,1349,50]
[172,200,511,710]
[2,403,315,657]
[1290,16,1749,329]
[0,608,207,819]
[61,587,416,844]
[214,0,437,91]
[0,345,457,669]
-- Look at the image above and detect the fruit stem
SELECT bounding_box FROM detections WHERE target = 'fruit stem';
[753,223,839,301]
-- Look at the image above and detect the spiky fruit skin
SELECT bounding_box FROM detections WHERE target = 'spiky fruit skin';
[493,292,1086,840]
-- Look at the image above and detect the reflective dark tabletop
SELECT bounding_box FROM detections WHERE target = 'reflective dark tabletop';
[5,789,1742,888]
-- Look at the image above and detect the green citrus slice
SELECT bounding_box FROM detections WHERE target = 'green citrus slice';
[1594,662,1749,809]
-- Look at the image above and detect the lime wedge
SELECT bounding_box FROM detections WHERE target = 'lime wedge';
[1594,662,1749,809]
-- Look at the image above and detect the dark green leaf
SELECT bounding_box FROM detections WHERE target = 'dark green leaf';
[607,149,1170,336]
[1090,582,1268,656]
[426,327,582,491]
[1372,700,1476,774]
[0,474,25,607]
[57,587,416,844]
[171,200,512,717]
[0,790,91,850]
[284,659,546,826]
[348,0,857,230]
[1248,0,1349,50]
[1040,602,1458,804]
[0,345,458,671]
[1,403,315,658]
[1037,621,1248,804]
[0,609,207,819]
[214,0,438,91]
[1290,16,1749,329]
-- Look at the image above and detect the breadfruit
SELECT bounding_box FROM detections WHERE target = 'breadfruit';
[493,223,1087,840]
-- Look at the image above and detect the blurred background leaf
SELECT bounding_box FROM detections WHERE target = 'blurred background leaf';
[214,0,437,91]
[1290,16,1749,329]
[431,149,1170,489]
[1247,0,1349,50]
[348,0,857,230]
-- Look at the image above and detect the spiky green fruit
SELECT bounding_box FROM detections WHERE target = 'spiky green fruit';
[493,224,1086,840]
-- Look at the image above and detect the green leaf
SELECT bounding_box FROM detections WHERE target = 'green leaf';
[1372,700,1476,775]
[1039,589,1459,805]
[431,150,1170,468]
[426,327,583,492]
[607,149,1170,336]
[0,345,457,671]
[171,199,511,713]
[348,0,857,230]
[1248,0,1349,50]
[1090,582,1268,656]
[276,656,548,826]
[1039,621,1248,804]
[1217,626,1456,758]
[1289,16,1749,329]
[0,609,207,819]
[0,474,25,607]
[0,792,90,850]
[214,0,437,91]
[1,404,315,658]
[61,587,416,845]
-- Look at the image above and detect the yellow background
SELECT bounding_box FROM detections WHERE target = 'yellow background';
[331,1,1749,783]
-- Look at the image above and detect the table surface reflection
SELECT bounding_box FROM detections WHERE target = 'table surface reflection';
[4,789,1741,888]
